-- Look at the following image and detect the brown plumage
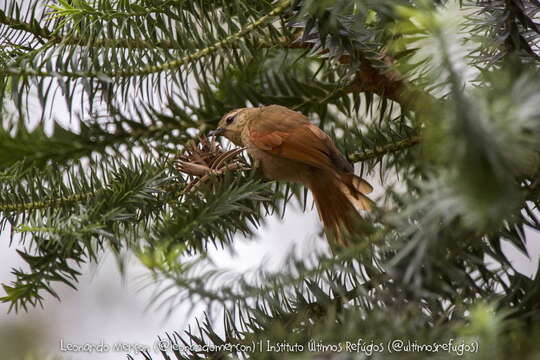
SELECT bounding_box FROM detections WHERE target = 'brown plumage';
[210,105,373,245]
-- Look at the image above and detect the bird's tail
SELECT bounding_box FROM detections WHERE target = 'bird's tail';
[308,171,373,246]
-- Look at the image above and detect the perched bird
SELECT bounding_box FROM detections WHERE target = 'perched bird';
[210,105,373,244]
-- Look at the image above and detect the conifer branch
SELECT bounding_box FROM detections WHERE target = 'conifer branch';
[349,136,421,163]
[49,0,187,19]
[344,62,438,110]
[0,181,184,213]
[0,9,178,49]
[0,12,289,51]
[285,36,440,110]
[0,10,52,40]
[0,191,96,213]
[0,0,292,78]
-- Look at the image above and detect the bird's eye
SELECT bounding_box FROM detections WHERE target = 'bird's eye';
[226,115,236,125]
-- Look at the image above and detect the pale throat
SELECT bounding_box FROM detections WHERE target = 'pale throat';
[225,130,245,146]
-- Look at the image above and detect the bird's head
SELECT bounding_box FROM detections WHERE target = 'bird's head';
[209,107,253,146]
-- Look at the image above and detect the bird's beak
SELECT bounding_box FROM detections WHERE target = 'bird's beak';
[208,127,225,137]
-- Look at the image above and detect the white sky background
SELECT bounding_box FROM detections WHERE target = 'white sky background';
[2,2,540,360]
[1,173,540,360]
[0,205,326,360]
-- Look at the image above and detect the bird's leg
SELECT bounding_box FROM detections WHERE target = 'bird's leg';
[250,158,268,179]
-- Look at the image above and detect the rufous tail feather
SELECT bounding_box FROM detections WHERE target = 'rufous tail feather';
[308,171,373,246]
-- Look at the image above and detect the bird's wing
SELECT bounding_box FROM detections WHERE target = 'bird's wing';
[247,105,353,173]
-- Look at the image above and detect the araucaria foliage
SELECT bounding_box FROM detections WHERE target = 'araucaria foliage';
[2,0,540,359]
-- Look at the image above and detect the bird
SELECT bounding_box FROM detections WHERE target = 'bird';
[209,104,373,245]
